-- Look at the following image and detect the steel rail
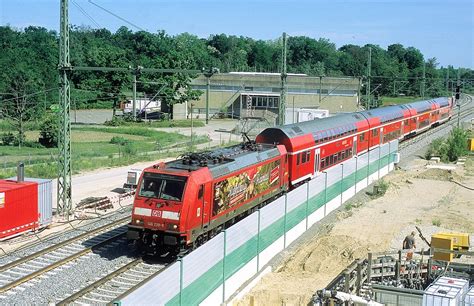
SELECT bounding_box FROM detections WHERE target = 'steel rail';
[0,231,126,294]
[0,216,129,273]
[57,258,144,305]
[0,217,130,294]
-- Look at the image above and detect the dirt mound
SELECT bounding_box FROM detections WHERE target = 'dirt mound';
[235,235,372,306]
[281,235,370,275]
[414,168,461,181]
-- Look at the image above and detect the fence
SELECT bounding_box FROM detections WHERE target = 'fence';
[120,140,399,306]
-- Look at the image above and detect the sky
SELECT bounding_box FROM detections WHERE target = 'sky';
[1,0,473,68]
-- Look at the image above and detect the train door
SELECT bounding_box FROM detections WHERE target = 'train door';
[201,183,212,228]
[352,136,357,156]
[314,148,321,174]
[370,128,378,148]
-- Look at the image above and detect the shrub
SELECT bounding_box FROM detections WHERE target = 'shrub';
[110,136,130,145]
[425,138,446,160]
[39,116,59,148]
[432,218,441,226]
[104,117,125,126]
[369,179,389,198]
[23,141,44,148]
[123,142,137,156]
[445,128,468,162]
[425,128,468,162]
[1,132,15,146]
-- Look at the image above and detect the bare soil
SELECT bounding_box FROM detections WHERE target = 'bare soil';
[234,157,474,306]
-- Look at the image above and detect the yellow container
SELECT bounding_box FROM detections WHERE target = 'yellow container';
[431,235,454,261]
[433,233,470,251]
[469,138,474,151]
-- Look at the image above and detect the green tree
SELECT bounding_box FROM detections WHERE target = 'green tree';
[39,115,59,148]
[445,128,468,162]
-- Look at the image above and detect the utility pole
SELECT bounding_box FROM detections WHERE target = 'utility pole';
[279,32,287,125]
[190,103,194,148]
[203,67,219,124]
[132,72,137,121]
[319,75,322,105]
[365,47,372,109]
[421,62,426,99]
[206,76,210,124]
[58,0,72,217]
[446,66,450,94]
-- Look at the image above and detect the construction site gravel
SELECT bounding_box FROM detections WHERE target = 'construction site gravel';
[234,155,474,305]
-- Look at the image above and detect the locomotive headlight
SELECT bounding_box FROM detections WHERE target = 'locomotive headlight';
[134,219,144,225]
[167,224,178,231]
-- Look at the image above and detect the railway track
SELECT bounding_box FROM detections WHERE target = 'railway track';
[58,258,166,305]
[400,96,474,151]
[0,217,130,296]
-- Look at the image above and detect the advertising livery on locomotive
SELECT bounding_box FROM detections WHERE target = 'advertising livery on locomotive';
[127,97,453,255]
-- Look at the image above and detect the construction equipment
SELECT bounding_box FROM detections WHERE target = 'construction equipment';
[431,232,470,262]
[416,226,432,247]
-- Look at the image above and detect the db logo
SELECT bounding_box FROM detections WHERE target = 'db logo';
[152,210,162,217]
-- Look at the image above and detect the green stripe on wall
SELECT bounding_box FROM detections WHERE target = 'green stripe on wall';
[167,259,224,306]
[258,217,285,251]
[326,182,341,202]
[224,237,258,279]
[308,192,325,215]
[285,202,306,230]
[342,172,356,192]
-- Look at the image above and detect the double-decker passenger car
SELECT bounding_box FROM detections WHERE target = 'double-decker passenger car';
[256,97,453,185]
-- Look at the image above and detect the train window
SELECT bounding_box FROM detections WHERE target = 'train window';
[139,173,187,201]
[334,154,338,163]
[329,155,333,165]
[302,152,307,163]
[338,152,342,161]
[198,185,204,199]
[325,157,330,167]
[341,151,345,160]
[321,159,326,169]
[306,151,311,162]
[372,129,377,137]
[297,154,301,165]
[359,133,365,142]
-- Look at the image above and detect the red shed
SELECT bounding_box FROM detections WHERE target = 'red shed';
[0,180,39,240]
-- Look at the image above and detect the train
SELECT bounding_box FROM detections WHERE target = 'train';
[127,97,454,255]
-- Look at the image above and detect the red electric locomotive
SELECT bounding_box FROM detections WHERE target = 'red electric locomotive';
[127,142,288,254]
[127,97,453,254]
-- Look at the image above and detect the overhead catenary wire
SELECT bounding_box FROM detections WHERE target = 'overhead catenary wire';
[0,88,60,104]
[71,0,101,28]
[87,0,145,31]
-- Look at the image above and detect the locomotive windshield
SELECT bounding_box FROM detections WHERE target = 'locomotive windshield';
[138,172,187,201]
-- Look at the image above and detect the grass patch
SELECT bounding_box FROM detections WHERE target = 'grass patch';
[105,117,205,128]
[432,218,442,227]
[0,124,211,178]
[0,120,41,132]
[381,96,419,106]
[366,179,389,198]
[72,126,190,146]
[132,120,205,128]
